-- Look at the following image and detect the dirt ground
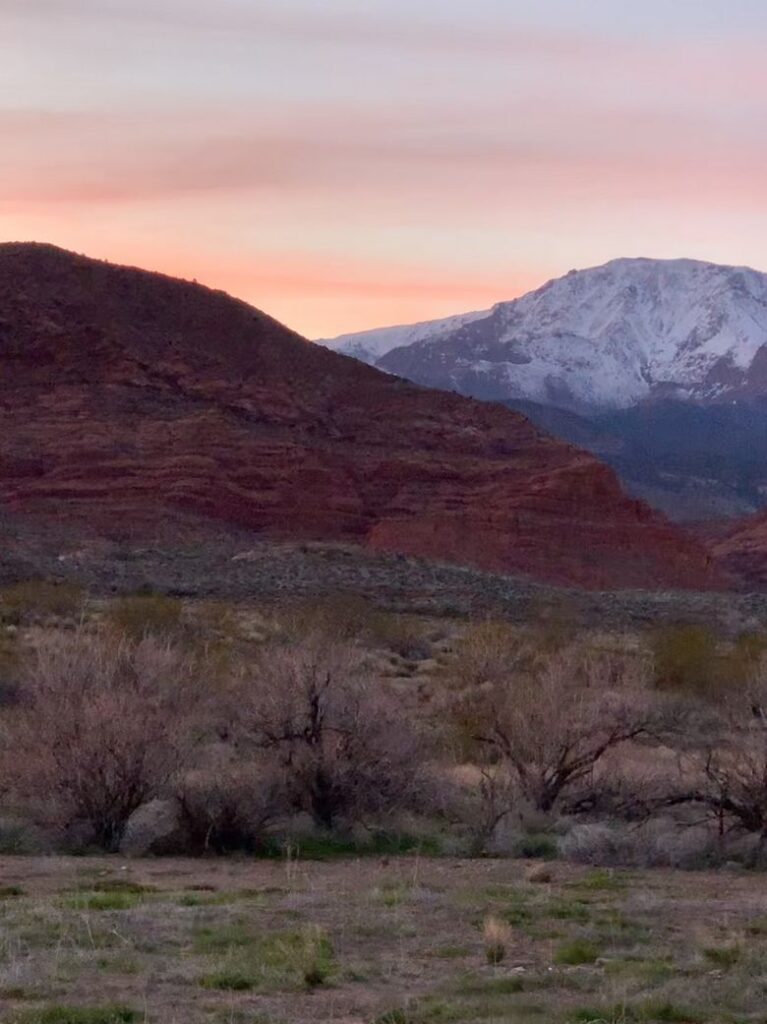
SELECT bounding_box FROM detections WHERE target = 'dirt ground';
[2,854,767,1023]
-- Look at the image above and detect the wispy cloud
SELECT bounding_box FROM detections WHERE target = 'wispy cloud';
[2,100,765,211]
[3,0,767,335]
[4,0,600,58]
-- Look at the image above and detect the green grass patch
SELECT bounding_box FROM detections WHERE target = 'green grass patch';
[61,891,144,912]
[545,897,592,923]
[555,938,601,965]
[481,886,534,928]
[431,945,470,959]
[177,886,276,907]
[200,970,254,992]
[373,880,414,908]
[0,884,24,898]
[88,879,154,895]
[193,920,256,954]
[512,833,559,859]
[568,870,628,893]
[10,1007,137,1024]
[198,925,334,993]
[451,974,525,996]
[571,1002,705,1024]
[701,944,741,968]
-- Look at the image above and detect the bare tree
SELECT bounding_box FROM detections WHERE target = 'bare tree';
[234,637,425,830]
[453,642,652,813]
[676,669,767,856]
[10,632,198,850]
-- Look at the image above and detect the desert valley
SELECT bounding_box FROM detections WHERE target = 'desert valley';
[5,0,767,1021]
[2,244,767,1022]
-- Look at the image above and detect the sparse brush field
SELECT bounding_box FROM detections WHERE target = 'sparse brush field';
[1,855,767,1023]
[7,585,767,1020]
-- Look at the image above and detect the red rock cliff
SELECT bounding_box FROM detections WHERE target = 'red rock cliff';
[0,243,726,591]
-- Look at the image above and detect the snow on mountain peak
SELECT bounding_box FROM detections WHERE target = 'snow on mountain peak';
[318,257,767,412]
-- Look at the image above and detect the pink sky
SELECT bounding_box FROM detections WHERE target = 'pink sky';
[4,1,767,337]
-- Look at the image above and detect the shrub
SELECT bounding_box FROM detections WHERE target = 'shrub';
[0,581,84,625]
[0,629,20,706]
[559,819,719,870]
[177,762,287,854]
[650,625,720,695]
[8,632,198,850]
[482,915,513,965]
[512,832,559,860]
[106,594,183,641]
[234,637,426,830]
[280,594,377,643]
[674,675,767,854]
[452,643,652,812]
[554,938,600,965]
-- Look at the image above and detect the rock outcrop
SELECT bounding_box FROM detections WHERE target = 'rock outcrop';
[0,243,726,591]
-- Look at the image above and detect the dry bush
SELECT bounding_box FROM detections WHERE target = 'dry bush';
[0,629,20,707]
[279,595,377,643]
[0,580,85,625]
[448,621,530,759]
[483,915,513,965]
[651,624,721,695]
[447,763,520,856]
[233,636,426,830]
[452,642,653,813]
[280,597,431,660]
[559,817,718,869]
[525,594,583,652]
[676,672,767,854]
[177,760,287,854]
[106,593,184,641]
[6,631,199,850]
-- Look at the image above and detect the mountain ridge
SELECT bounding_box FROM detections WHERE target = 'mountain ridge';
[320,256,767,522]
[0,242,725,591]
[321,256,767,413]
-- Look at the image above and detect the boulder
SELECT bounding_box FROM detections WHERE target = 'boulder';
[120,799,190,857]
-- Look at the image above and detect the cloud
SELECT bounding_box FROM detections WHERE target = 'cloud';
[4,0,601,59]
[2,99,765,215]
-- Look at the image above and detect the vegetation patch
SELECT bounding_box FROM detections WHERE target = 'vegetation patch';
[9,1008,138,1024]
[61,891,144,912]
[555,938,601,965]
[198,925,334,993]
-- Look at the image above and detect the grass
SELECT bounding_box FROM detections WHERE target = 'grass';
[88,879,155,895]
[512,832,559,859]
[572,1003,706,1024]
[0,884,25,897]
[0,581,85,624]
[8,1009,138,1024]
[568,870,628,893]
[452,975,526,996]
[0,855,764,1023]
[701,944,741,968]
[555,938,601,965]
[269,830,442,861]
[61,891,145,912]
[198,925,334,993]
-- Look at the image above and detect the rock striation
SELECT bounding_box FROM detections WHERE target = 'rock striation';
[0,243,726,591]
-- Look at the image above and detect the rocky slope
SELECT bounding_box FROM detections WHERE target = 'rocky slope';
[0,243,725,591]
[706,515,767,589]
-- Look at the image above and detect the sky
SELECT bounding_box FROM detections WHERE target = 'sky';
[3,1,767,338]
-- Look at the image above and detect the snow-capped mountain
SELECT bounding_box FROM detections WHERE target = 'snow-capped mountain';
[320,258,767,413]
[316,307,489,366]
